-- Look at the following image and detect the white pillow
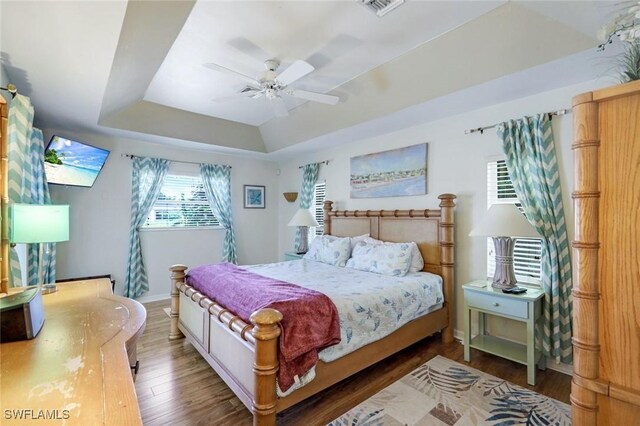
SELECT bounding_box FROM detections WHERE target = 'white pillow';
[303,235,351,267]
[363,237,424,273]
[346,240,413,276]
[350,234,370,251]
[313,233,369,254]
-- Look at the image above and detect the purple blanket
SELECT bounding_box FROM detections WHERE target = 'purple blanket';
[186,263,341,392]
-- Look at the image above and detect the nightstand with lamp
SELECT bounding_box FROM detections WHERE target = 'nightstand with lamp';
[465,203,544,385]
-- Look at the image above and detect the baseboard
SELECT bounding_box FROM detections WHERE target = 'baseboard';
[453,329,573,377]
[135,294,171,304]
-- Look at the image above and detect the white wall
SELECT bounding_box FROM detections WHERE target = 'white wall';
[277,79,607,344]
[46,131,279,301]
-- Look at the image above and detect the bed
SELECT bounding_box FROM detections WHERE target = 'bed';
[168,194,456,425]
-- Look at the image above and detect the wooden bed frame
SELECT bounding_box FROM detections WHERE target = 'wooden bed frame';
[168,193,456,425]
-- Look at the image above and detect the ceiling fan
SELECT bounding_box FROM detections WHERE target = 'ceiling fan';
[203,58,339,117]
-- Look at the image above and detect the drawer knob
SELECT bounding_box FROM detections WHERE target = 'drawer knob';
[493,302,499,307]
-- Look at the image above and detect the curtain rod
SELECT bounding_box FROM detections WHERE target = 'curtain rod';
[121,153,231,168]
[464,109,571,135]
[298,160,329,169]
[0,83,18,99]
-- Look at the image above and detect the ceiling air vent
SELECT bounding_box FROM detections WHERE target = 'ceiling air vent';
[358,0,405,17]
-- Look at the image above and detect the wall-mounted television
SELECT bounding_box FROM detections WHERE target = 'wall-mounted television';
[44,135,109,188]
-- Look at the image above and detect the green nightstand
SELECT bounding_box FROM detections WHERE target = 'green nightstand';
[462,280,545,385]
[284,251,303,261]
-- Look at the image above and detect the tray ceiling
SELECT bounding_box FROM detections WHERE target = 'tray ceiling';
[0,1,612,156]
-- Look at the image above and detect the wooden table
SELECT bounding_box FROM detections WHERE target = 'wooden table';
[0,279,146,425]
[462,280,544,385]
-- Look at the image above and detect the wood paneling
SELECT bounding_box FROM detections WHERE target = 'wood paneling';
[138,301,571,426]
[571,81,640,424]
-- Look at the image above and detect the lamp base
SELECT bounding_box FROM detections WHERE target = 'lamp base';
[41,284,57,295]
[491,236,518,290]
[296,226,310,254]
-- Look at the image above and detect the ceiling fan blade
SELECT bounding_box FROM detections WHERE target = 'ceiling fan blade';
[228,37,272,63]
[212,90,260,102]
[203,63,259,86]
[275,60,314,86]
[269,97,289,117]
[287,89,339,105]
[252,92,264,99]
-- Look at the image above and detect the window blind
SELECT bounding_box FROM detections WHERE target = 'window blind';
[143,174,219,228]
[313,181,326,237]
[487,160,542,284]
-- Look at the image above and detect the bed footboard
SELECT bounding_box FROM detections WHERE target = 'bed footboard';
[168,264,281,426]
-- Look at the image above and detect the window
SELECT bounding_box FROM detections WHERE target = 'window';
[487,160,542,285]
[143,174,219,228]
[311,181,326,239]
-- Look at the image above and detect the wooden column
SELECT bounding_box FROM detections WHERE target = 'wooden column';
[438,193,456,344]
[169,264,187,340]
[0,94,7,294]
[323,200,333,235]
[570,92,600,424]
[250,308,282,426]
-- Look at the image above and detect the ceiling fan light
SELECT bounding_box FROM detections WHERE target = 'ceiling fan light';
[262,70,278,82]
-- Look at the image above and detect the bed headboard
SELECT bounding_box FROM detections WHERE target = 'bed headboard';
[323,193,456,343]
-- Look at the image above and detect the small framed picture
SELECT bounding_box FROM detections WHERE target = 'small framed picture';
[244,185,265,209]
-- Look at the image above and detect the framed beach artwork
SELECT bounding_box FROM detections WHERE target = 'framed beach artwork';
[243,185,265,208]
[350,143,428,198]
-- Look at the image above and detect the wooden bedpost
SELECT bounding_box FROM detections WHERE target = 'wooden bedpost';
[438,193,456,344]
[323,200,333,235]
[169,264,187,340]
[250,308,283,426]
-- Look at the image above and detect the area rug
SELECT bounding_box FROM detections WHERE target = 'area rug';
[328,355,570,426]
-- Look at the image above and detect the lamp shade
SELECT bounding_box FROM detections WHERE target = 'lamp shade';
[287,208,319,227]
[469,203,538,238]
[10,204,70,243]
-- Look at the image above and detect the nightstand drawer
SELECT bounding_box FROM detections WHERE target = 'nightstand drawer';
[465,291,528,319]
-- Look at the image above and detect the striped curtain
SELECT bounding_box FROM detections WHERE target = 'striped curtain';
[498,114,573,364]
[294,163,320,252]
[200,164,237,264]
[124,156,169,298]
[7,94,34,287]
[27,129,56,285]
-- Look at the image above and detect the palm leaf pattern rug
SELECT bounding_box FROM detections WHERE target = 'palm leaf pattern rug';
[328,355,570,426]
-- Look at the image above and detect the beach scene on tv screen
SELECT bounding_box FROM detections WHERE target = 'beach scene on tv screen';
[44,136,109,187]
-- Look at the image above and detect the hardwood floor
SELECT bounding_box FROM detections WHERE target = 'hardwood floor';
[136,300,571,426]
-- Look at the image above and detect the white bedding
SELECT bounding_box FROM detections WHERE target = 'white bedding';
[243,259,444,363]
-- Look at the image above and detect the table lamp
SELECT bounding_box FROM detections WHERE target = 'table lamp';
[10,204,70,294]
[287,208,319,254]
[469,203,539,289]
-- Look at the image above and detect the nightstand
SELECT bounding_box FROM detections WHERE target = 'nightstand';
[283,251,303,261]
[462,280,545,385]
